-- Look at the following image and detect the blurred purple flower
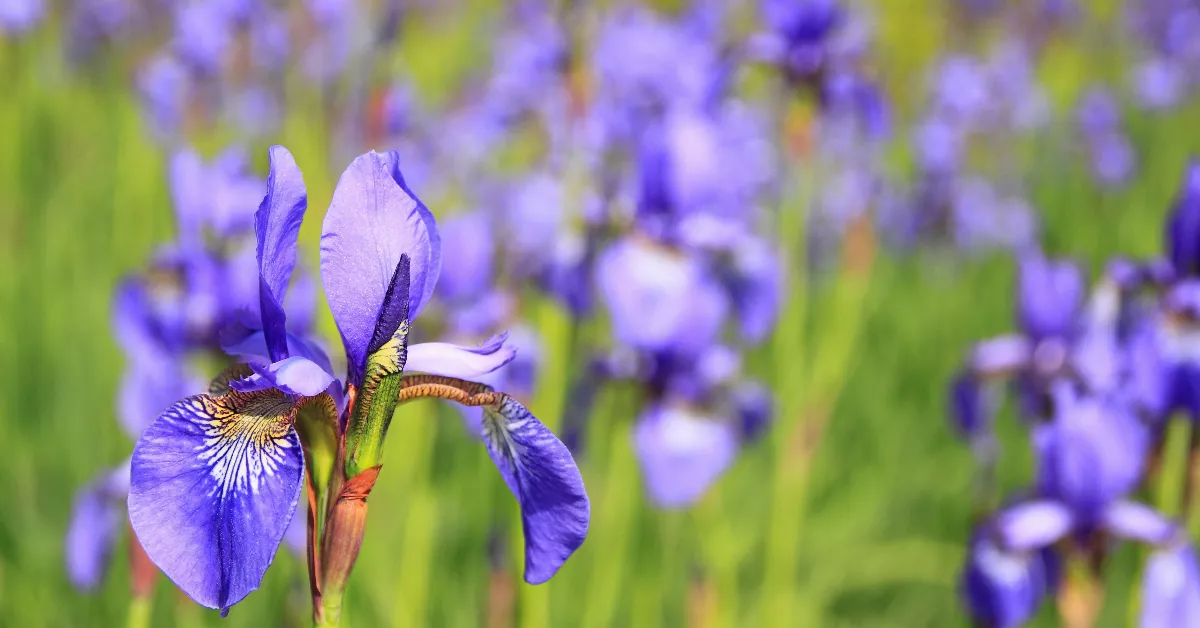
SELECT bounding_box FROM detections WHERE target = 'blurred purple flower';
[931,56,992,125]
[1033,387,1147,514]
[174,0,233,74]
[960,531,1057,628]
[1134,57,1186,110]
[137,54,190,140]
[170,147,266,241]
[1142,542,1200,626]
[755,0,842,84]
[950,178,1038,252]
[66,461,130,591]
[991,388,1166,554]
[0,0,43,33]
[250,10,291,73]
[913,117,963,175]
[733,381,773,442]
[438,211,495,304]
[633,402,738,508]
[1076,88,1122,136]
[597,238,728,357]
[504,172,564,266]
[1088,132,1137,188]
[592,7,719,136]
[949,370,995,442]
[722,234,782,344]
[1017,251,1085,342]
[486,1,568,120]
[1167,160,1200,279]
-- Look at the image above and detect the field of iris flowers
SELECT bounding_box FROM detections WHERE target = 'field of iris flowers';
[3,0,1200,626]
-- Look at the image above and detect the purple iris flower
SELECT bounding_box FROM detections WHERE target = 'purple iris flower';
[170,147,267,242]
[128,148,586,613]
[994,387,1172,552]
[634,402,739,508]
[1075,88,1136,187]
[437,211,496,304]
[1076,89,1121,137]
[636,102,777,225]
[137,54,190,141]
[950,178,1038,252]
[960,530,1058,628]
[1141,542,1200,626]
[485,1,569,122]
[597,237,728,358]
[591,6,719,138]
[173,0,234,74]
[1017,250,1085,342]
[65,461,130,591]
[1166,160,1200,279]
[754,0,842,85]
[1088,132,1137,188]
[949,370,995,443]
[0,0,43,33]
[113,276,199,437]
[1134,57,1186,111]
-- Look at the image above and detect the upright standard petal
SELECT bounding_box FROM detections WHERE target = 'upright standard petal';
[321,151,440,378]
[255,145,308,362]
[481,396,589,584]
[128,391,304,611]
[1016,251,1083,341]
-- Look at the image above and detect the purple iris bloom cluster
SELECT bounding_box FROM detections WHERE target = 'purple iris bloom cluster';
[583,6,782,508]
[749,0,888,140]
[950,162,1200,625]
[1075,88,1137,188]
[66,1,379,143]
[1125,0,1200,111]
[355,2,785,510]
[886,40,1046,253]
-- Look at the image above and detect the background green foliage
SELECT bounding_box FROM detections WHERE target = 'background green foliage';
[2,1,1200,626]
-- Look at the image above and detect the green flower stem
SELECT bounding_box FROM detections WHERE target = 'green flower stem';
[125,597,151,628]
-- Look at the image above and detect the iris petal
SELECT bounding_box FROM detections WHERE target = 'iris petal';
[995,500,1073,551]
[128,391,304,611]
[632,403,738,508]
[406,334,517,380]
[65,463,128,591]
[248,356,336,397]
[320,151,439,381]
[223,331,335,377]
[482,396,589,584]
[1104,500,1178,545]
[255,145,308,362]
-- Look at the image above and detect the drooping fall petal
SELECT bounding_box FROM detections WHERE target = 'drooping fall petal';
[481,396,589,584]
[254,145,308,362]
[128,391,303,612]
